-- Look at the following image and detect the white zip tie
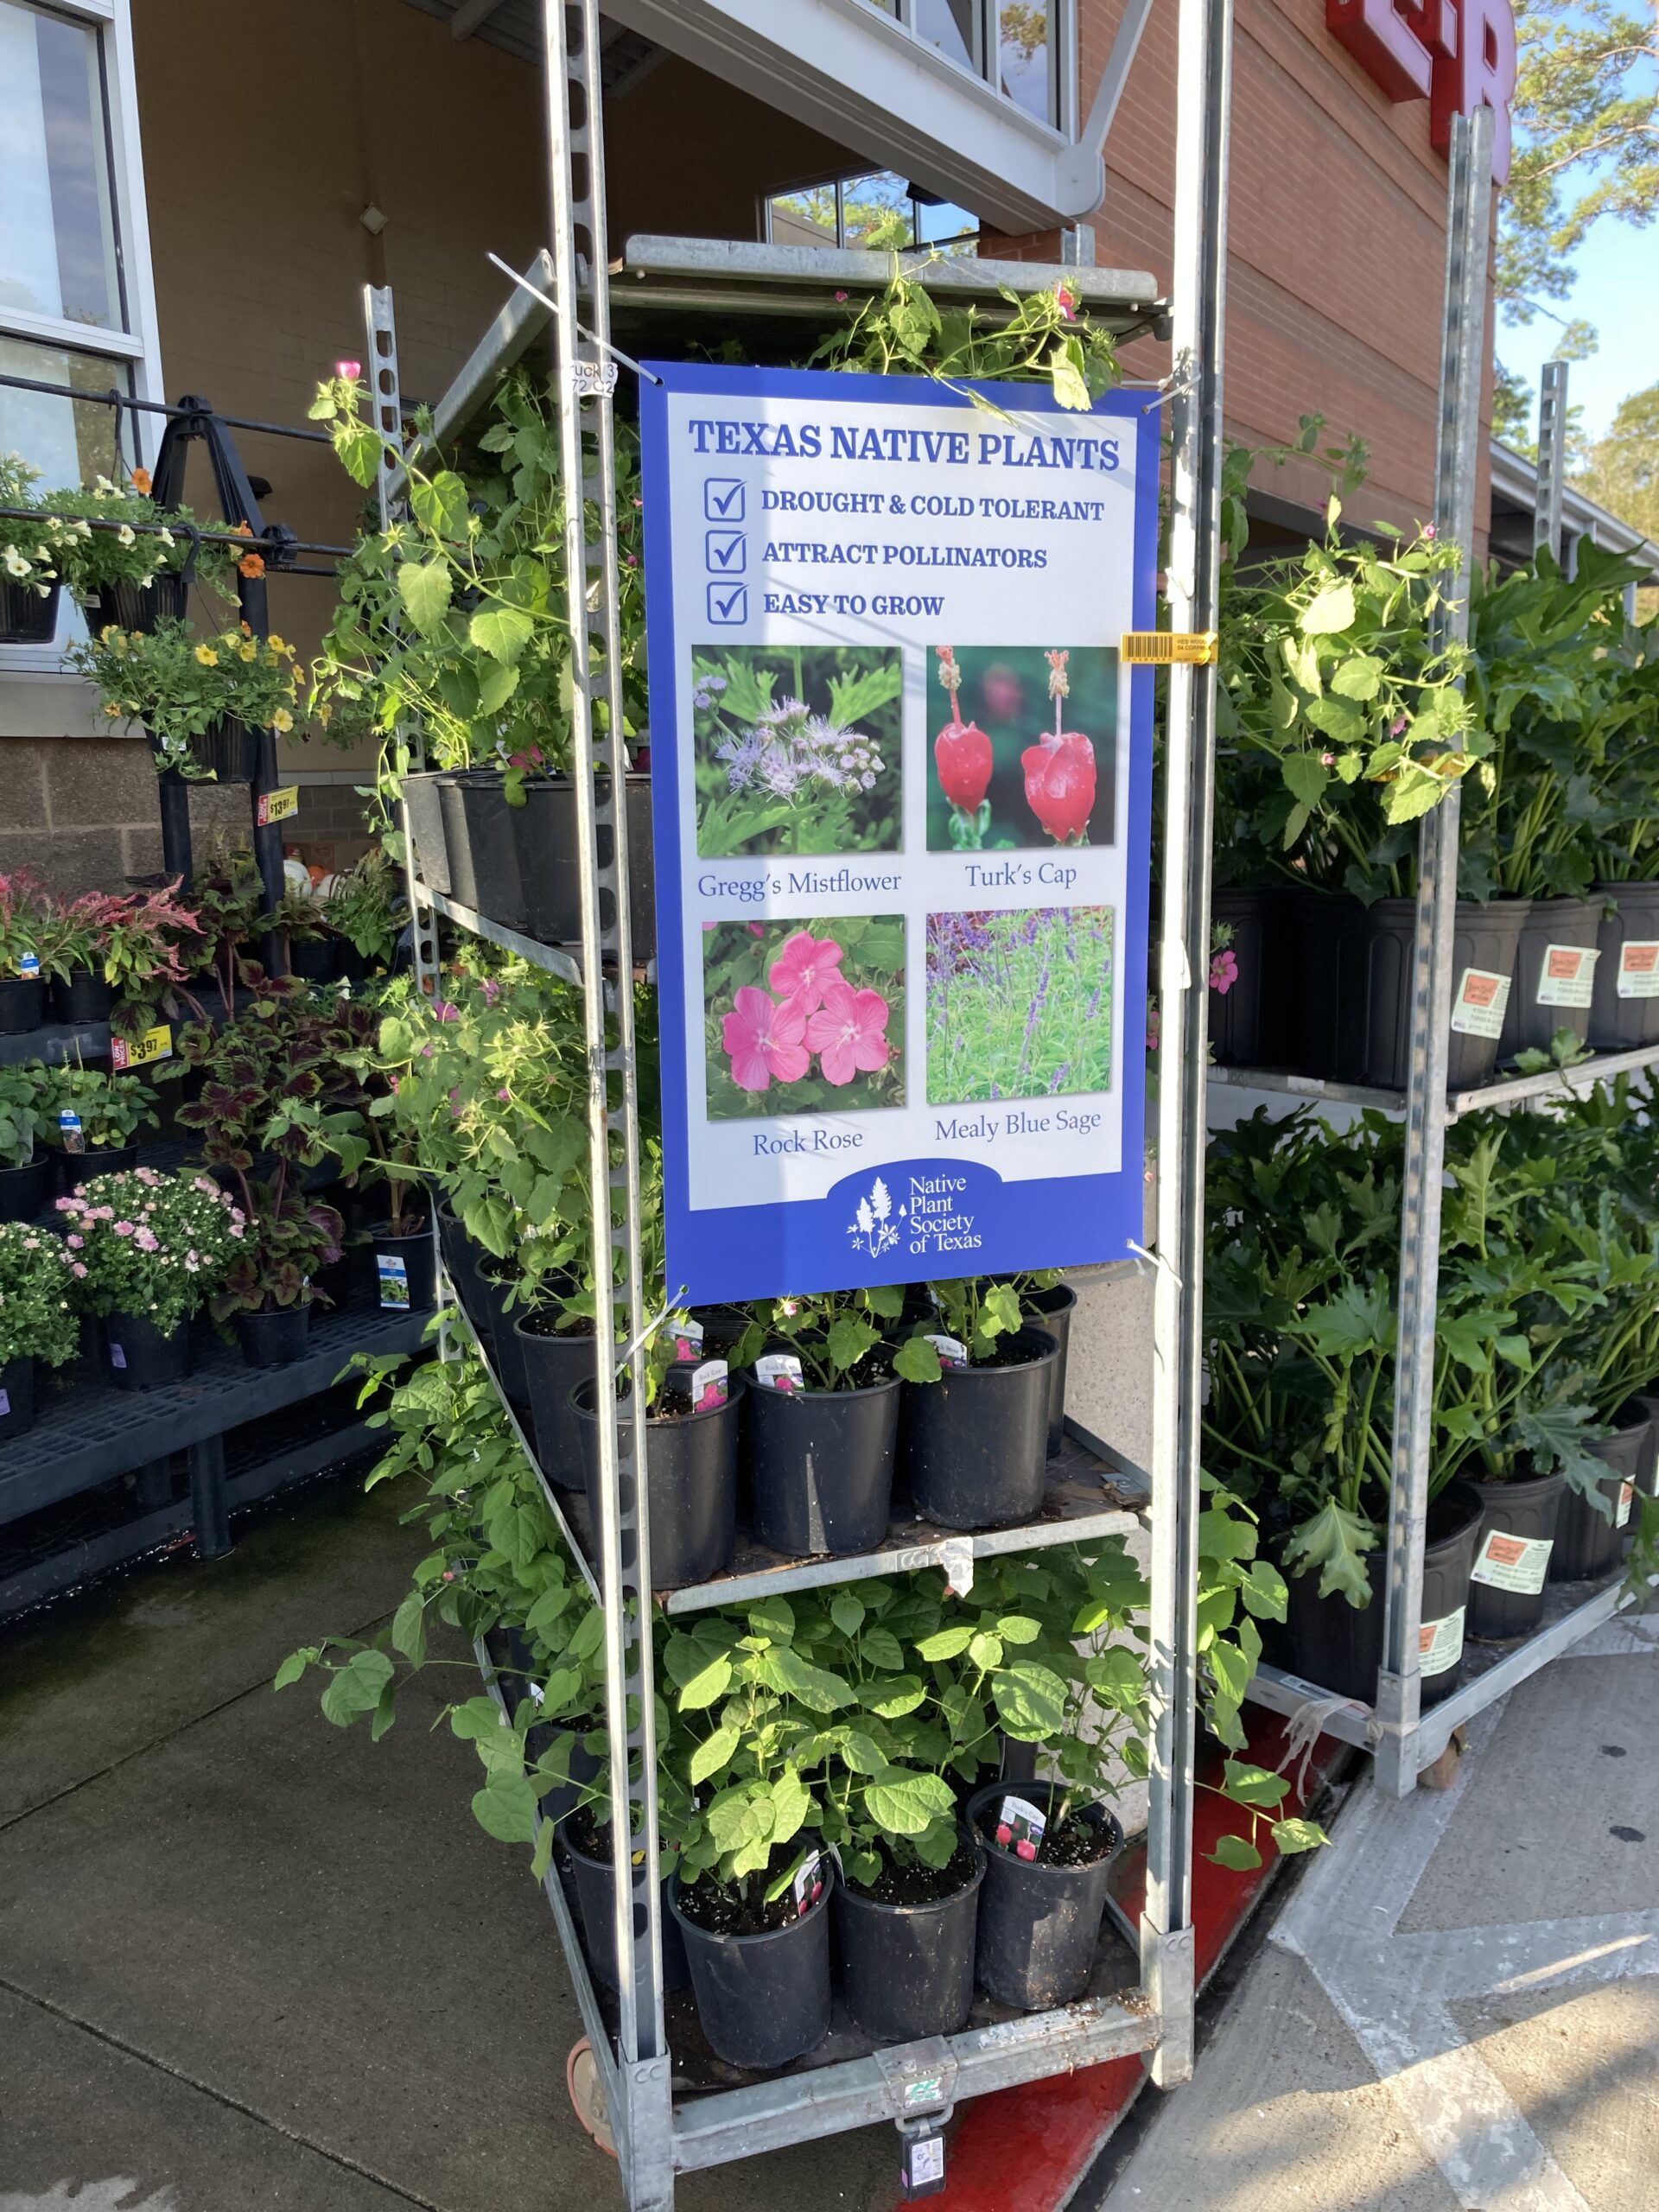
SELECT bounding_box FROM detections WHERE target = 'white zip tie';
[1124,1238,1180,1287]
[486,252,664,387]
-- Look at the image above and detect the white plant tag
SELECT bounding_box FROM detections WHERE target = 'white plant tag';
[1449,967,1510,1038]
[1618,941,1659,998]
[925,1333,968,1370]
[939,1536,975,1597]
[992,1793,1046,1861]
[1469,1527,1552,1594]
[0,1388,10,1417]
[57,1109,85,1155]
[1417,1605,1465,1678]
[690,1358,728,1410]
[17,953,39,978]
[903,2133,947,2192]
[1618,1482,1634,1529]
[791,1849,826,1918]
[755,1352,804,1393]
[108,1341,127,1371]
[376,1253,410,1308]
[1535,944,1598,1007]
[673,1317,704,1362]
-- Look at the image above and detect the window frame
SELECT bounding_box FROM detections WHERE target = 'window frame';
[872,0,1071,135]
[0,0,166,677]
[763,168,982,252]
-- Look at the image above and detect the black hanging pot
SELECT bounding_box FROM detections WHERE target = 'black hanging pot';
[105,1311,193,1389]
[235,1304,311,1368]
[571,1373,742,1591]
[190,717,261,784]
[516,1313,597,1490]
[1209,886,1295,1068]
[440,772,528,929]
[0,1154,49,1224]
[370,1221,437,1312]
[0,1353,36,1439]
[0,976,45,1034]
[747,1366,899,1556]
[512,772,657,957]
[402,771,452,896]
[0,578,60,645]
[1497,896,1602,1060]
[89,572,188,635]
[59,1143,138,1197]
[1363,896,1531,1091]
[52,967,115,1024]
[899,1329,1058,1530]
[558,1812,691,1994]
[834,1840,984,2041]
[1467,1466,1564,1640]
[1025,1282,1077,1459]
[1551,1413,1651,1583]
[1588,882,1659,1051]
[287,934,338,983]
[966,1780,1122,2010]
[669,1862,834,2069]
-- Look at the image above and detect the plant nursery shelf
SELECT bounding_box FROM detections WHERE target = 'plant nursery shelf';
[1209,1039,1659,1121]
[0,1019,112,1068]
[411,884,586,985]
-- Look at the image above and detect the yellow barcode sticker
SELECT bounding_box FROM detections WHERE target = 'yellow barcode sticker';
[1121,632,1219,665]
[256,784,301,826]
[111,1023,173,1071]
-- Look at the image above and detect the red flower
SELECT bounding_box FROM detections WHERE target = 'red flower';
[1021,731,1096,843]
[935,717,993,812]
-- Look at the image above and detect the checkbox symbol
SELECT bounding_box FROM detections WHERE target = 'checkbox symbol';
[706,528,746,574]
[704,478,745,522]
[706,582,748,626]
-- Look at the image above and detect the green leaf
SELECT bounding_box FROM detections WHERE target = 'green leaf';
[1222,1759,1291,1809]
[397,557,452,638]
[676,1652,733,1712]
[830,1590,866,1637]
[766,1648,853,1712]
[861,1673,926,1719]
[409,468,470,540]
[531,1817,556,1884]
[319,1649,393,1726]
[689,1724,739,1786]
[1329,652,1383,701]
[471,1770,539,1843]
[1207,1832,1263,1872]
[469,605,536,664]
[1281,1498,1379,1605]
[1050,347,1092,412]
[893,1336,942,1385]
[390,1592,427,1666]
[1300,581,1356,635]
[273,1649,314,1692]
[476,660,520,715]
[1270,1816,1328,1855]
[916,1626,974,1662]
[836,1728,887,1776]
[864,1765,957,1837]
[968,1631,1003,1670]
[826,1311,880,1372]
[859,1626,905,1670]
[1282,753,1328,809]
[995,1614,1041,1645]
[770,1765,811,1846]
[991,1660,1068,1741]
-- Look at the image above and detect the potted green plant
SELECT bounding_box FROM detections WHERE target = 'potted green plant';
[894,1278,1059,1529]
[1586,625,1659,1051]
[82,880,205,1044]
[266,885,338,983]
[0,869,50,1033]
[57,1164,245,1388]
[321,851,405,981]
[210,1179,345,1365]
[41,1062,160,1192]
[0,454,61,643]
[569,1341,745,1591]
[733,1288,905,1556]
[0,1065,53,1222]
[35,468,238,632]
[66,620,302,782]
[0,1218,79,1438]
[330,996,436,1312]
[35,891,114,1024]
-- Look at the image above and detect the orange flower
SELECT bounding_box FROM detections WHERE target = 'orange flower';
[238,551,266,579]
[130,467,152,495]
[239,620,252,636]
[231,520,251,537]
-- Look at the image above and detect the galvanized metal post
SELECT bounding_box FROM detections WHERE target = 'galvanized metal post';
[1374,106,1493,1801]
[1533,358,1567,563]
[541,2,671,2202]
[1144,0,1232,2089]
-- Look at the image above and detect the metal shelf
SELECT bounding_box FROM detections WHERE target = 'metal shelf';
[1208,1039,1659,1122]
[410,882,584,984]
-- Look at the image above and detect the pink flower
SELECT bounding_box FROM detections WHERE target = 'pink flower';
[1423,523,1436,540]
[834,289,849,302]
[113,1221,135,1237]
[768,931,844,1013]
[71,1262,87,1278]
[747,923,765,938]
[335,359,361,380]
[480,978,500,1004]
[67,1235,83,1249]
[135,1229,158,1251]
[1209,948,1238,997]
[721,987,810,1092]
[1147,1007,1160,1052]
[433,1000,459,1022]
[497,1087,510,1101]
[805,983,891,1086]
[1056,283,1076,320]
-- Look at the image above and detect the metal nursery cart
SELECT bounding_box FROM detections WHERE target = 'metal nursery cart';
[1219,109,1659,1797]
[363,0,1233,2199]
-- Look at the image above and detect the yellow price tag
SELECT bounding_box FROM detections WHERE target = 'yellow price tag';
[1121,631,1219,665]
[257,784,301,826]
[111,1023,173,1071]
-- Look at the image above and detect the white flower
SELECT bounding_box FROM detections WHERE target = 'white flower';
[117,524,135,546]
[3,549,28,579]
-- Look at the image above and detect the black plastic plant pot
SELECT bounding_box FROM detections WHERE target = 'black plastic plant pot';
[0,578,60,645]
[234,1305,311,1369]
[1497,896,1602,1060]
[105,1312,193,1390]
[1281,1542,1385,1705]
[1551,1415,1650,1583]
[571,1374,742,1591]
[516,1313,596,1490]
[440,772,529,930]
[287,935,338,983]
[1588,882,1659,1051]
[834,1847,985,2041]
[193,717,260,784]
[512,773,657,957]
[51,967,114,1024]
[527,1726,601,1827]
[1467,1467,1565,1641]
[0,1354,35,1440]
[474,1255,534,1408]
[0,976,45,1035]
[369,1223,436,1312]
[1291,890,1371,1082]
[60,1144,137,1198]
[669,1866,834,2069]
[403,772,451,896]
[900,1329,1058,1531]
[1416,1479,1486,1708]
[1364,897,1531,1091]
[966,1781,1123,2011]
[747,1368,899,1556]
[1626,1389,1659,1503]
[89,573,188,635]
[0,1154,48,1224]
[560,1816,691,1995]
[435,1205,483,1310]
[1026,1282,1077,1459]
[1210,887,1295,1068]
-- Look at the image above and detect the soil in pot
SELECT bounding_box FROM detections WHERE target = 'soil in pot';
[899,1328,1058,1530]
[572,1374,741,1590]
[1588,882,1659,1052]
[0,1353,36,1439]
[1497,896,1602,1060]
[967,1780,1123,2010]
[513,773,656,956]
[0,1154,48,1224]
[441,772,529,930]
[370,1221,437,1312]
[0,578,60,645]
[1364,897,1531,1090]
[0,976,45,1035]
[835,1835,984,2042]
[105,1313,193,1389]
[747,1363,899,1556]
[517,1311,596,1490]
[235,1305,311,1368]
[1025,1282,1077,1459]
[53,968,115,1025]
[671,1860,834,2069]
[1551,1413,1650,1582]
[474,1255,535,1408]
[1468,1465,1565,1640]
[59,1144,138,1197]
[89,573,188,634]
[560,1805,691,1994]
[1210,887,1296,1067]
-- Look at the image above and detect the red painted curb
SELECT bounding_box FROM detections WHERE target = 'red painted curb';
[894,1716,1339,2212]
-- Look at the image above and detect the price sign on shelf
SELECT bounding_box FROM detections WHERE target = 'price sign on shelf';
[110,1024,173,1072]
[256,785,300,827]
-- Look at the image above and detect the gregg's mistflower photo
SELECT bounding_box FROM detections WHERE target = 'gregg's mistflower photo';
[703,913,906,1120]
[690,645,902,857]
[926,906,1115,1105]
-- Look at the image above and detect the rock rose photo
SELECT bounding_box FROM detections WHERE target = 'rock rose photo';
[702,914,906,1120]
[927,644,1118,853]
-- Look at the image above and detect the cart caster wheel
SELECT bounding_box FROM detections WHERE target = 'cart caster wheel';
[566,2037,616,2158]
[1417,1726,1466,1792]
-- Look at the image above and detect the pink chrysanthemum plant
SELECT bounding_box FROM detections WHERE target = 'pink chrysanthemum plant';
[57,1166,245,1338]
[0,1219,80,1372]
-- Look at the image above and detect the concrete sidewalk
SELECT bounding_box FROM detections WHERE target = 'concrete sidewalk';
[1090,1609,1659,2212]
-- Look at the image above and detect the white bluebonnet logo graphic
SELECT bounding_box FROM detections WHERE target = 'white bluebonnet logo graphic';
[848,1175,900,1260]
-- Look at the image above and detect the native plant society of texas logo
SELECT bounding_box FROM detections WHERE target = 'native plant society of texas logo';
[847,1175,900,1260]
[845,1170,983,1261]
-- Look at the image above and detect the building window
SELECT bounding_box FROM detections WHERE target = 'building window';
[860,0,1063,129]
[0,0,162,671]
[766,171,981,254]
